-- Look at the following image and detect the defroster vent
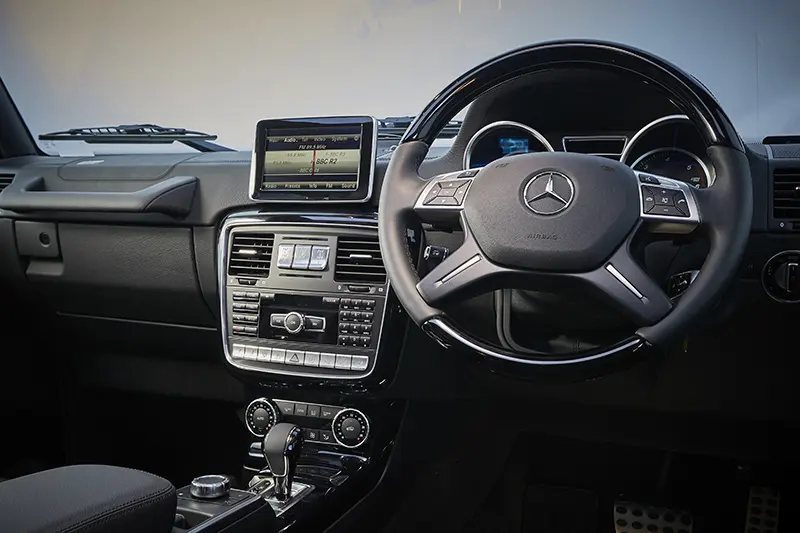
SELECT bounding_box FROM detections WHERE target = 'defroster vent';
[335,236,386,284]
[0,174,14,193]
[773,168,800,221]
[228,232,275,277]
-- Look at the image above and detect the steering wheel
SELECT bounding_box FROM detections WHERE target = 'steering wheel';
[378,41,753,373]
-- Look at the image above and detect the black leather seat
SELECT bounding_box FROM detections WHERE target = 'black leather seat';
[0,464,176,533]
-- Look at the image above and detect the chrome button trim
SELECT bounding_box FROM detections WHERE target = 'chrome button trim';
[605,264,644,299]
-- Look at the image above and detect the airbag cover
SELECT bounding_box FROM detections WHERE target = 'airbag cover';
[464,152,639,272]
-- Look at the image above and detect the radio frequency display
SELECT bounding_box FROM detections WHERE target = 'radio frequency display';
[261,128,362,190]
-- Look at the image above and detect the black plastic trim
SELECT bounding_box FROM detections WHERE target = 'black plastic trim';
[0,175,197,218]
[0,76,43,158]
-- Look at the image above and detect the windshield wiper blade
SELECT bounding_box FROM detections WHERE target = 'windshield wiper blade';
[39,124,234,152]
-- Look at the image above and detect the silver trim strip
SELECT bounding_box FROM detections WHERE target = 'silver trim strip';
[331,408,371,449]
[437,255,481,286]
[248,116,378,204]
[605,264,644,299]
[620,114,702,170]
[424,318,643,366]
[463,120,554,169]
[631,147,713,188]
[218,214,389,380]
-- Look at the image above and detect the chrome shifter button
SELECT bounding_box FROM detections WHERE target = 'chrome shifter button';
[190,475,231,499]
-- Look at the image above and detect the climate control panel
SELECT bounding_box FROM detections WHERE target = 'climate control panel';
[332,408,370,449]
[244,398,371,449]
[245,398,279,436]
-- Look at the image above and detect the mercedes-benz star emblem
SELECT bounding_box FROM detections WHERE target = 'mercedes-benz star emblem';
[523,171,575,215]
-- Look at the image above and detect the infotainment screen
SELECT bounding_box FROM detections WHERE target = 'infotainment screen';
[250,116,376,203]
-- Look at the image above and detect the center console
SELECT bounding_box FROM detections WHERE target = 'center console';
[211,116,408,533]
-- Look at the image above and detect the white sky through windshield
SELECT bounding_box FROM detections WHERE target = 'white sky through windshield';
[1,0,798,151]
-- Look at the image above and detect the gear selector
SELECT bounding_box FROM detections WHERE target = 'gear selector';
[262,423,303,501]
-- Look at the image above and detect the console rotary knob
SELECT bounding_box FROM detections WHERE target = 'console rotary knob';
[190,475,231,499]
[244,398,280,437]
[332,408,370,449]
[284,312,305,334]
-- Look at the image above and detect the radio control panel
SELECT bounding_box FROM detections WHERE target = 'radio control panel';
[225,289,385,378]
[219,218,389,380]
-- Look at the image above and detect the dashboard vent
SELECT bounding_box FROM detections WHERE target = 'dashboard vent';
[772,168,800,221]
[228,232,274,277]
[335,236,386,285]
[0,174,14,193]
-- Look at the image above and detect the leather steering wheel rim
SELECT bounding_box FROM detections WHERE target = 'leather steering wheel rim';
[378,40,752,370]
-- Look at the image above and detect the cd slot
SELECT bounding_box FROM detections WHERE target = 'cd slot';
[283,236,327,242]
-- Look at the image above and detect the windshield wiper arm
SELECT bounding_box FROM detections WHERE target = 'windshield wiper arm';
[39,124,234,152]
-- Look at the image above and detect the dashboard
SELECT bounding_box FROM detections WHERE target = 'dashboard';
[3,46,800,531]
[0,64,797,422]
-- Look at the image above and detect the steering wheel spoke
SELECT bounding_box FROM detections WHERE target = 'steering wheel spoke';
[413,170,478,225]
[579,235,673,326]
[635,171,701,235]
[416,215,504,306]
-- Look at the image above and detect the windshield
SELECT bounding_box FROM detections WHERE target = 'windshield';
[1,0,798,154]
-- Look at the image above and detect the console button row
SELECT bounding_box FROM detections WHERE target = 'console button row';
[338,298,376,310]
[277,244,329,271]
[232,302,259,312]
[231,325,257,336]
[269,313,326,332]
[338,335,371,348]
[231,344,369,372]
[304,428,334,444]
[642,186,689,217]
[232,291,260,302]
[339,310,374,322]
[339,323,372,335]
[274,400,339,419]
[232,313,258,324]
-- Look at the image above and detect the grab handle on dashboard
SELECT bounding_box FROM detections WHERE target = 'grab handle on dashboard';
[0,175,197,218]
